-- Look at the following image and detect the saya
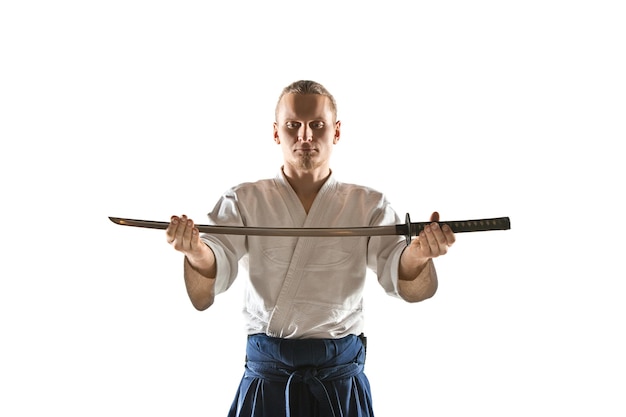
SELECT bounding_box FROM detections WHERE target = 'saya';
[109,214,510,245]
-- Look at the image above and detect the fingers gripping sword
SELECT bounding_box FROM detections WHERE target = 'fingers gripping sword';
[109,214,511,245]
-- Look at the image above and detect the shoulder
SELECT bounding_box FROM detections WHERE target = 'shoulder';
[330,179,399,225]
[223,177,280,199]
[330,180,395,216]
[334,179,387,200]
[230,178,275,191]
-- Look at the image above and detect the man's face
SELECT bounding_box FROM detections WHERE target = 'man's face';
[273,93,340,173]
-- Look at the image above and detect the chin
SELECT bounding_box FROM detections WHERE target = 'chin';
[299,158,318,171]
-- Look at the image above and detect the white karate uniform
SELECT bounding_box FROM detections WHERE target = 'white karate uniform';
[201,170,431,339]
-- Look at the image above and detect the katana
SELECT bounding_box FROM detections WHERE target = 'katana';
[109,214,510,245]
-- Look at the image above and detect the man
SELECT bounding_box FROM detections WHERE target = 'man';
[166,80,455,416]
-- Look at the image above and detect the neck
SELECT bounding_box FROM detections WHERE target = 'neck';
[282,165,330,194]
[282,166,331,213]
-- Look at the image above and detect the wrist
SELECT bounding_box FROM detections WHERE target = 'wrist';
[185,244,216,278]
[399,249,429,281]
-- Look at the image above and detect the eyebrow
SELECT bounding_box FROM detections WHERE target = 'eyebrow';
[280,114,330,121]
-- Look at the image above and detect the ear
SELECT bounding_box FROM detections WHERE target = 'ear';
[273,122,280,144]
[333,120,341,144]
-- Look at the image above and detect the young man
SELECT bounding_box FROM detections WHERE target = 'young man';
[166,80,455,416]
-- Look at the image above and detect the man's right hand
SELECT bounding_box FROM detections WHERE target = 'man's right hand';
[166,215,200,254]
[166,215,214,270]
[167,215,217,309]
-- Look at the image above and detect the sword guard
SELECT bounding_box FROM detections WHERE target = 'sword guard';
[405,213,412,246]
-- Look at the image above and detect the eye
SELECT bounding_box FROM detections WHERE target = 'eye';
[311,121,325,129]
[285,121,301,129]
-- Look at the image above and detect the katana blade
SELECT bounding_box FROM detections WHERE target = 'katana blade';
[108,215,510,244]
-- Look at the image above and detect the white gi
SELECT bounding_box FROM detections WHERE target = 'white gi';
[201,170,435,339]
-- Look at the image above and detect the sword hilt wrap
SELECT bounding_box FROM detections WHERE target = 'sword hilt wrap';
[403,213,511,245]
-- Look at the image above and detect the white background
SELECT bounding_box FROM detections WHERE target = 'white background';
[1,1,624,416]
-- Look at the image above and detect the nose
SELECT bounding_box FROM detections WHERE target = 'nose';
[297,125,313,142]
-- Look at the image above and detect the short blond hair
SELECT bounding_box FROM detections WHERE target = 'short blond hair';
[275,80,338,121]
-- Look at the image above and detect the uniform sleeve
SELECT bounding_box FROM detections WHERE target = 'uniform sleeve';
[199,190,248,296]
[366,197,407,298]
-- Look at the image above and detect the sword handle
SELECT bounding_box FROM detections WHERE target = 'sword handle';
[403,214,511,245]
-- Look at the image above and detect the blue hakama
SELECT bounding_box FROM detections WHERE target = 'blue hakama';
[227,334,375,417]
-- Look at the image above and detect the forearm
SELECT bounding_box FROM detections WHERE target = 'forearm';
[398,254,438,303]
[183,246,217,311]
